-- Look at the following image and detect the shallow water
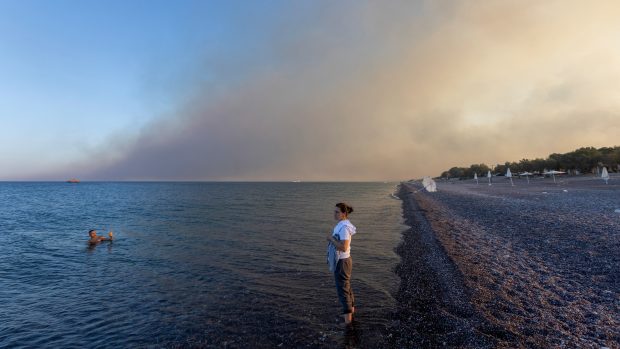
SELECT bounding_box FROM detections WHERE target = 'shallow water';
[0,182,404,348]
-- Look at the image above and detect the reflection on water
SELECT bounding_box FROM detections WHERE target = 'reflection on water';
[0,182,404,348]
[342,321,361,349]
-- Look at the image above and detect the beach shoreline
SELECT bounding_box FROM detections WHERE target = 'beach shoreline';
[390,176,619,348]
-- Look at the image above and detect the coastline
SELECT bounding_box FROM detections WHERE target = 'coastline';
[391,177,619,348]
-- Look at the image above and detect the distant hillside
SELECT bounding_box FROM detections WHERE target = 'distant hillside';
[439,146,620,179]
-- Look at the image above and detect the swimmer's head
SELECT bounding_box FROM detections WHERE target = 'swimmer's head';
[88,229,97,238]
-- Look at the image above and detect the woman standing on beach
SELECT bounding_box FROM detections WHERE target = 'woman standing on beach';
[326,202,357,325]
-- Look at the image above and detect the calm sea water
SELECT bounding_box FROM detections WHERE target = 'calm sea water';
[0,182,405,348]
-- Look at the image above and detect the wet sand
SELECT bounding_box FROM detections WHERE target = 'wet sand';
[389,175,619,348]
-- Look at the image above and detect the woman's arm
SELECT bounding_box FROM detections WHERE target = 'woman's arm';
[327,235,350,252]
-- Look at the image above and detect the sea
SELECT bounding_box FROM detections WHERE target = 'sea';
[0,182,405,348]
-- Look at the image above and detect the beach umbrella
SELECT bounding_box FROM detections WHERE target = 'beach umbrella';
[601,167,610,184]
[422,176,437,192]
[543,170,566,184]
[506,168,514,186]
[474,172,478,185]
[519,171,533,184]
[487,170,492,186]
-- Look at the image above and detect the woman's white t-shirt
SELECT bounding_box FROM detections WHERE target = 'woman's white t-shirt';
[332,219,357,259]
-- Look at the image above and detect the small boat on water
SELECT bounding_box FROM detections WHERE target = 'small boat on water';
[67,178,80,183]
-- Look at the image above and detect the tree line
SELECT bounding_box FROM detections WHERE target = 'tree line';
[439,146,620,179]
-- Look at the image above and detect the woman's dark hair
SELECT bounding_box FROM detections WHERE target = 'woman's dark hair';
[335,202,354,215]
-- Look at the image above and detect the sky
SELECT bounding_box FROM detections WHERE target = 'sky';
[1,0,619,181]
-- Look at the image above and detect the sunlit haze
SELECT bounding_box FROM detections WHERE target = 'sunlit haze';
[2,1,619,181]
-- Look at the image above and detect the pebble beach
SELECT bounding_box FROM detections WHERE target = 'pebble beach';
[390,175,619,348]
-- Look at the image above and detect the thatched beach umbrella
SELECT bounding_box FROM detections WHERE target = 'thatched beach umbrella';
[506,168,514,186]
[601,167,610,184]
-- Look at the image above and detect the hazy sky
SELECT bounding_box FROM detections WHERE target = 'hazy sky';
[2,0,619,181]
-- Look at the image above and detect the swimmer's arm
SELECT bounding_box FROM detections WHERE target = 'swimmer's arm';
[90,232,113,243]
[88,238,107,245]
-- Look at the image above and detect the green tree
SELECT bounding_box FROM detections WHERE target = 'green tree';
[438,145,620,177]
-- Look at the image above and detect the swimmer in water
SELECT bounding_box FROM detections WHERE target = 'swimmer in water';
[88,229,113,245]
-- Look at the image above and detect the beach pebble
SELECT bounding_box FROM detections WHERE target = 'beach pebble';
[399,180,619,348]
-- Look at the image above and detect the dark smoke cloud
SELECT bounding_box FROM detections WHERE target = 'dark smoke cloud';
[45,1,620,180]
